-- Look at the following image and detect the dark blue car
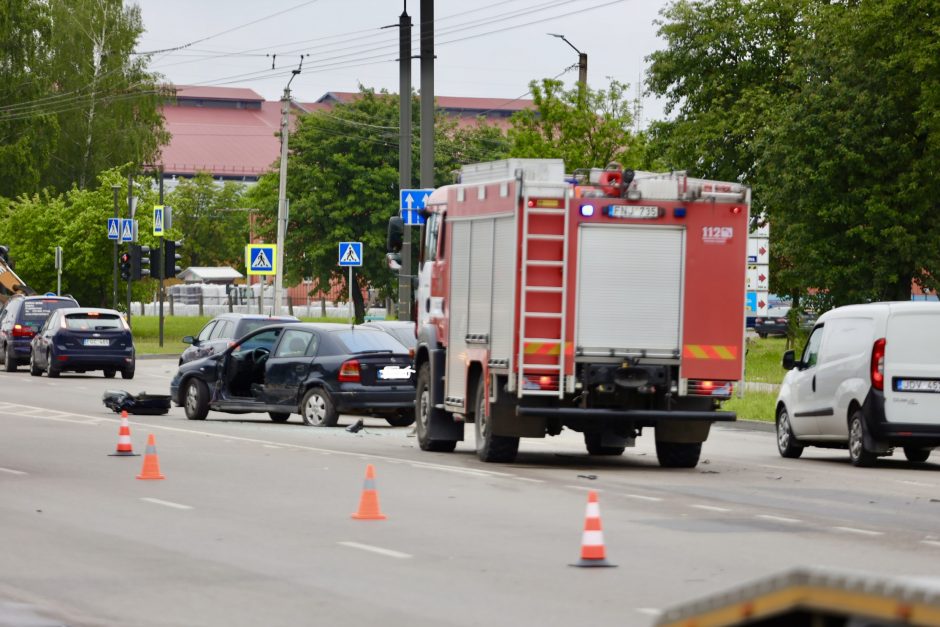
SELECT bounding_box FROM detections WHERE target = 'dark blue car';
[0,295,79,371]
[29,308,135,379]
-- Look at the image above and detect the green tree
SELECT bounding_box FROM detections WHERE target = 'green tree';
[165,174,249,269]
[246,88,507,322]
[0,0,58,198]
[758,0,940,305]
[507,78,641,170]
[42,0,168,191]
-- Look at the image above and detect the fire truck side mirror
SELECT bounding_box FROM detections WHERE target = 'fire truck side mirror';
[387,216,404,253]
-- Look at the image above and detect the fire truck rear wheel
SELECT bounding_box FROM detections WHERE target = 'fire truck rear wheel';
[416,364,457,452]
[655,441,702,468]
[474,377,519,463]
[583,433,625,456]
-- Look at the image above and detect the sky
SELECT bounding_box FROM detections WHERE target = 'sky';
[133,0,672,126]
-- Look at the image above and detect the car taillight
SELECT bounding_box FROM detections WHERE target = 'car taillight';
[11,324,33,338]
[870,338,886,391]
[338,359,361,383]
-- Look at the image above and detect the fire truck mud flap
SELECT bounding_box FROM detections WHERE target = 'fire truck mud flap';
[427,349,464,441]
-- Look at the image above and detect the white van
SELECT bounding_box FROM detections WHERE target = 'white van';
[775,302,940,466]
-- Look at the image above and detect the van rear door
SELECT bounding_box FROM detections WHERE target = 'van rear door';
[884,307,940,424]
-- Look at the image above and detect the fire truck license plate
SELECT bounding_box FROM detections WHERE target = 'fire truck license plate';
[607,205,659,219]
[896,378,940,393]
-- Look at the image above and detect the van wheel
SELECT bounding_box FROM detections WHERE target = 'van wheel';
[903,447,930,463]
[29,355,42,377]
[415,363,457,452]
[584,433,625,456]
[776,406,804,458]
[301,388,337,427]
[474,377,519,463]
[848,410,876,467]
[184,378,209,420]
[4,344,16,372]
[656,441,702,468]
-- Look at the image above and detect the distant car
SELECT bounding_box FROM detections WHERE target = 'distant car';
[753,307,817,338]
[0,295,79,371]
[170,323,416,427]
[29,307,135,379]
[179,313,300,365]
[360,320,416,352]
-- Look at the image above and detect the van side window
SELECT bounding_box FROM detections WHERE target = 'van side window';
[801,326,824,368]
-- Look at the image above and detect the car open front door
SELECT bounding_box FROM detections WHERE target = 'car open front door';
[264,329,317,406]
[789,326,824,437]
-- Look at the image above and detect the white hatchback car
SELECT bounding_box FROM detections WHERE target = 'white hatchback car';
[775,301,940,466]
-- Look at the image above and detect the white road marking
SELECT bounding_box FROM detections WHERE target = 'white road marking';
[0,467,27,476]
[897,480,934,488]
[921,540,940,549]
[636,608,662,617]
[409,463,493,478]
[338,542,411,559]
[514,477,544,484]
[756,514,801,524]
[621,493,662,502]
[263,444,281,449]
[758,464,792,470]
[691,504,730,513]
[140,498,193,510]
[565,485,603,493]
[833,526,882,537]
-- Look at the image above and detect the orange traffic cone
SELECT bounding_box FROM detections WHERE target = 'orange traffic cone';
[136,434,165,480]
[109,410,140,457]
[351,464,386,520]
[570,491,616,567]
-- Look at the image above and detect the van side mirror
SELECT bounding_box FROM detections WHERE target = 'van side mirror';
[782,350,797,370]
[387,216,404,253]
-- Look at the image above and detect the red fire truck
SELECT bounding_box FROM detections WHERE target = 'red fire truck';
[387,159,749,467]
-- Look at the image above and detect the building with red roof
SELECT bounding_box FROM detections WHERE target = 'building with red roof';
[158,86,532,182]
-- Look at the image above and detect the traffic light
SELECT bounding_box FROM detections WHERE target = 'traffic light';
[164,240,182,278]
[119,251,131,281]
[149,246,162,280]
[130,244,151,281]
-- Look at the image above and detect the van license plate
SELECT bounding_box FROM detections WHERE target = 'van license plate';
[84,339,110,346]
[896,379,940,393]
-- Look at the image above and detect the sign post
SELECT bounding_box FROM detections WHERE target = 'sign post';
[338,242,363,326]
[54,246,62,296]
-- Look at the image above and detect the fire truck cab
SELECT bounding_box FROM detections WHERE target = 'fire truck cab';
[388,159,749,467]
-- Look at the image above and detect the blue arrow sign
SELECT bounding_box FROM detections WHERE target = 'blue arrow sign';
[399,188,433,211]
[120,219,135,243]
[400,209,426,226]
[246,244,277,276]
[338,241,363,267]
[745,291,758,313]
[107,218,120,240]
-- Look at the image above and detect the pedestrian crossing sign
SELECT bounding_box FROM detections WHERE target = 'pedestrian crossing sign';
[107,217,120,240]
[338,241,362,267]
[153,205,165,236]
[246,244,277,276]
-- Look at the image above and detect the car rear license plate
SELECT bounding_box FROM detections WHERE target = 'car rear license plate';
[895,378,940,393]
[84,338,110,346]
[377,365,414,380]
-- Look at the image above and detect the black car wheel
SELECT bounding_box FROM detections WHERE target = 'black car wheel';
[474,377,519,463]
[103,369,116,378]
[903,447,931,463]
[29,353,42,377]
[184,378,209,420]
[121,367,135,380]
[4,343,16,372]
[776,406,804,459]
[385,411,415,427]
[848,410,876,467]
[268,412,291,423]
[301,387,337,427]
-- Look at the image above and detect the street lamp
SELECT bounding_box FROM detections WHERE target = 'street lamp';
[548,33,588,100]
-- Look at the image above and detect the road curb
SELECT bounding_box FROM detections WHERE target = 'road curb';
[138,354,180,360]
[718,419,774,433]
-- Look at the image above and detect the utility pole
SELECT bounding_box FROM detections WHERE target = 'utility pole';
[549,33,587,104]
[126,173,134,328]
[111,185,120,309]
[274,63,302,316]
[158,171,165,347]
[398,4,412,321]
[420,0,434,191]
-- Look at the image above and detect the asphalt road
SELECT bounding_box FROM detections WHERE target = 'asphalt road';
[1,359,938,627]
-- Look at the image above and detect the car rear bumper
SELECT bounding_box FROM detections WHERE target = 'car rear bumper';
[332,387,415,413]
[863,390,940,447]
[52,351,134,371]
